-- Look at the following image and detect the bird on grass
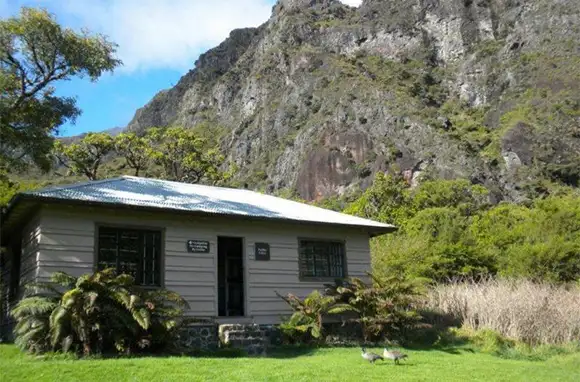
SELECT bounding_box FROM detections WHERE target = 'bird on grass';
[361,347,383,364]
[383,346,408,365]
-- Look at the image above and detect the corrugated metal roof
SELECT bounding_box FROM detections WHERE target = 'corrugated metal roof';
[20,176,394,233]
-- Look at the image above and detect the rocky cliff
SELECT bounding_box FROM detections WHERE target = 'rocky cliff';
[127,0,580,202]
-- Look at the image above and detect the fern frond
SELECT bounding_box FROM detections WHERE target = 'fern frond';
[75,274,91,288]
[11,297,57,318]
[50,272,77,288]
[49,306,69,328]
[132,307,151,330]
[114,273,134,286]
[327,303,357,315]
[23,281,64,297]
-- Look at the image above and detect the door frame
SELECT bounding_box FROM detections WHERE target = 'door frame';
[216,235,247,318]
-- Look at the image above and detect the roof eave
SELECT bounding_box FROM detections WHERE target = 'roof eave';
[3,194,398,235]
[369,226,398,237]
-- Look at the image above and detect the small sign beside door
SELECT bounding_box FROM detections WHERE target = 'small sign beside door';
[186,240,210,253]
[255,242,270,261]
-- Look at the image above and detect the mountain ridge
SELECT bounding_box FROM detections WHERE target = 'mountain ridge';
[123,0,579,202]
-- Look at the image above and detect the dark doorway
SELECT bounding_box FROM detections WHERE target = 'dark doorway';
[217,237,244,317]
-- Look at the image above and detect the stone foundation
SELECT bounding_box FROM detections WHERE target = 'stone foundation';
[176,324,219,351]
[176,322,365,353]
[177,323,282,355]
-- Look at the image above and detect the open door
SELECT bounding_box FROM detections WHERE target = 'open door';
[217,237,244,317]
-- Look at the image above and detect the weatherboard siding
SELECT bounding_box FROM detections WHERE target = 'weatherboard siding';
[36,204,372,324]
[20,217,41,288]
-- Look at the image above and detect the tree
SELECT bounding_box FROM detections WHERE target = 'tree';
[54,133,115,180]
[0,7,121,172]
[115,133,150,176]
[344,172,411,225]
[148,127,225,184]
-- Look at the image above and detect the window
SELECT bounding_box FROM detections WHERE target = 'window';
[97,226,162,286]
[298,240,345,279]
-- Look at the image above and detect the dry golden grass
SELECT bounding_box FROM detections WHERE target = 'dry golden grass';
[426,279,580,345]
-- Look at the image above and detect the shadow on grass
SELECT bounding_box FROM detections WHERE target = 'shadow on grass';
[67,346,320,361]
[265,346,320,358]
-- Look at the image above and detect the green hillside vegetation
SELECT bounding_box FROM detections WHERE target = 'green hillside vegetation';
[345,174,580,283]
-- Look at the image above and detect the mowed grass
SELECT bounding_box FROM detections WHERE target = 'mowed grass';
[1,344,579,382]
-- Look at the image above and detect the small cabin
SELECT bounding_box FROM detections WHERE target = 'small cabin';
[0,176,394,337]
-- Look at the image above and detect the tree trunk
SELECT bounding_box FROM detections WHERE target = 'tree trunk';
[83,342,91,357]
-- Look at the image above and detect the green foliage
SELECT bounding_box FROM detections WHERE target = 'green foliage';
[346,174,580,283]
[277,290,353,343]
[53,133,115,180]
[345,174,489,226]
[439,99,493,155]
[147,127,227,184]
[11,269,188,356]
[0,177,43,206]
[471,196,580,282]
[344,173,411,225]
[114,133,150,177]
[325,274,423,342]
[0,7,120,171]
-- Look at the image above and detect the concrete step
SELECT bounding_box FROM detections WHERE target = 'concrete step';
[218,324,268,356]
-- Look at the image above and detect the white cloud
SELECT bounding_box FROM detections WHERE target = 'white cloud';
[4,0,364,73]
[339,0,363,6]
[54,0,274,73]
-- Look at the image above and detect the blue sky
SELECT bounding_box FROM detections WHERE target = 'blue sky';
[1,0,362,136]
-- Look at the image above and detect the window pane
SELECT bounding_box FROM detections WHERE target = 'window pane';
[299,244,316,278]
[97,227,161,286]
[299,240,345,278]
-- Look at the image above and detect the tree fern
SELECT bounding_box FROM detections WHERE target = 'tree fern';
[277,289,355,342]
[324,273,423,342]
[11,268,188,356]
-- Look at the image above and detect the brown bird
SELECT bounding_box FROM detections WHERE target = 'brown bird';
[383,346,408,365]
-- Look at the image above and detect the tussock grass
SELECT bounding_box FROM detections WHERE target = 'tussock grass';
[426,279,580,345]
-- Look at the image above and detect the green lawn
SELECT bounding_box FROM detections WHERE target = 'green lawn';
[1,344,579,382]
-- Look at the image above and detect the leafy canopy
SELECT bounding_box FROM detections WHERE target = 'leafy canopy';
[148,126,227,184]
[54,133,115,180]
[114,132,150,177]
[348,173,580,283]
[0,7,121,171]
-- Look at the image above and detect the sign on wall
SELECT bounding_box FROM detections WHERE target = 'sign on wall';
[255,242,270,261]
[186,240,210,253]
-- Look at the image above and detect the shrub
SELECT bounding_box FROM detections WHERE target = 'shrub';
[276,290,353,343]
[353,172,580,282]
[11,269,188,355]
[325,274,423,342]
[426,278,580,345]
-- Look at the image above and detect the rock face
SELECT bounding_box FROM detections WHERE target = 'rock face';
[127,0,580,201]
